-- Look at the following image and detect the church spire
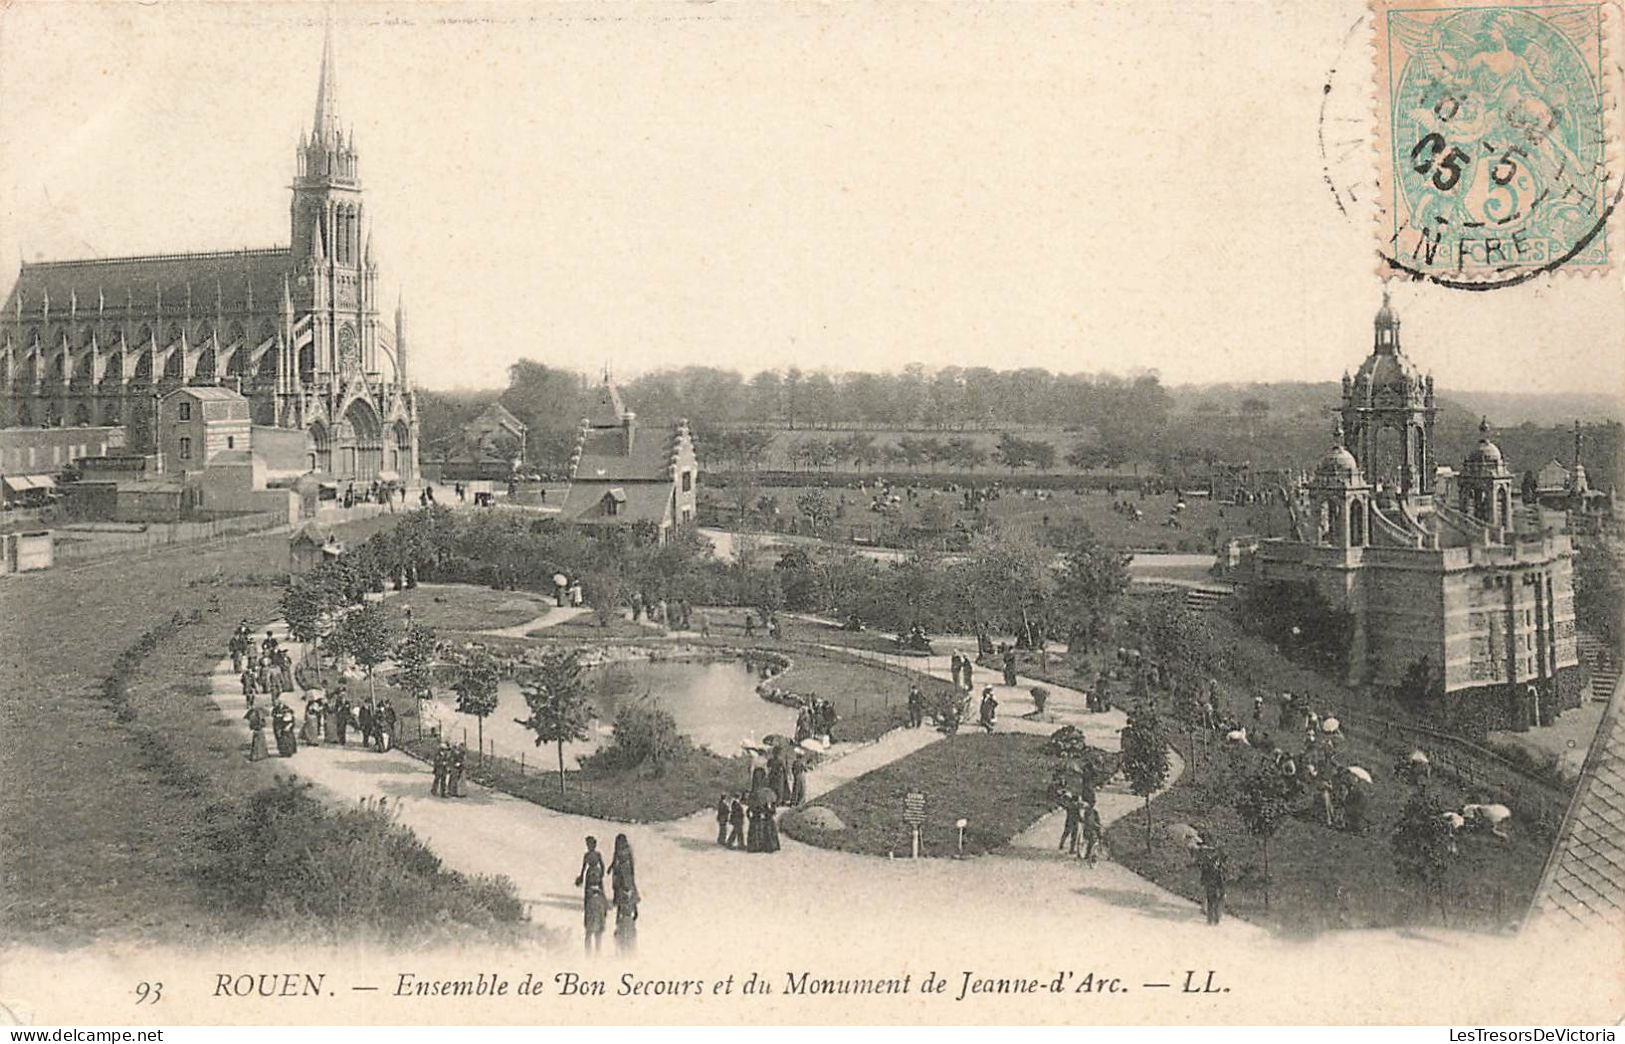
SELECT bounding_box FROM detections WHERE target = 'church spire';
[312,9,341,147]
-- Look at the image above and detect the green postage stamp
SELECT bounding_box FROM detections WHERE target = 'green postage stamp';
[1374,0,1621,286]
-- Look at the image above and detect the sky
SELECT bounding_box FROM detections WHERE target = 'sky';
[0,0,1621,397]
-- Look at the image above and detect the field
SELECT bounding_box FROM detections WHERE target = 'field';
[782,732,1056,857]
[0,514,532,945]
[712,483,1293,553]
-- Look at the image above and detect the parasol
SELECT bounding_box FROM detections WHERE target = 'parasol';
[1321,717,1340,733]
[1345,765,1373,784]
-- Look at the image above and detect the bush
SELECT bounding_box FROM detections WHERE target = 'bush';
[584,700,692,774]
[198,778,528,938]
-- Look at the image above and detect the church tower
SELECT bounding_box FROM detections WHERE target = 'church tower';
[1340,290,1437,512]
[289,14,375,384]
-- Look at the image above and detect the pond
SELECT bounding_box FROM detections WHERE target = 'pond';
[424,655,794,767]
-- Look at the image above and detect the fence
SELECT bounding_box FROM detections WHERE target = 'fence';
[52,510,287,564]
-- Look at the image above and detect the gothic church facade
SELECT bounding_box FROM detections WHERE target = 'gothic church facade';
[0,21,418,484]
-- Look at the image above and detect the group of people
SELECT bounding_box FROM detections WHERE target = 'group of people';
[231,625,400,760]
[235,627,295,705]
[245,698,302,760]
[575,834,639,954]
[743,611,785,640]
[714,749,805,854]
[1056,786,1106,865]
[629,593,695,630]
[429,741,469,798]
[792,698,840,746]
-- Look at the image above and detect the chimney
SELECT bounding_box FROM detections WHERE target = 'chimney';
[622,410,636,455]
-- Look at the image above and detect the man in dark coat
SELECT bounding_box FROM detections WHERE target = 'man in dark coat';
[715,794,731,845]
[907,685,924,728]
[1195,839,1227,925]
[726,794,746,849]
[1058,790,1082,855]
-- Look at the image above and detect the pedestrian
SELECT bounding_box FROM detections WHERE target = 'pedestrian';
[1058,790,1081,855]
[380,701,398,752]
[715,793,731,845]
[608,833,639,950]
[246,704,269,761]
[331,692,349,747]
[272,699,298,757]
[358,700,374,750]
[907,685,924,728]
[1002,649,1018,687]
[574,837,608,955]
[767,750,789,806]
[301,696,323,745]
[979,686,998,732]
[949,652,962,689]
[726,794,746,850]
[1252,694,1264,721]
[432,743,449,797]
[1194,838,1227,925]
[240,669,257,705]
[790,755,807,806]
[1081,802,1104,867]
[449,744,467,797]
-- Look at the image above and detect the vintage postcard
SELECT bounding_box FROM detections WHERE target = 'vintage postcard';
[0,0,1621,1029]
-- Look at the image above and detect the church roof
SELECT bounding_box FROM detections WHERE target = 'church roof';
[4,249,293,325]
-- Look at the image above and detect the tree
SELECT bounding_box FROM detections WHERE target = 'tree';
[334,601,392,701]
[1391,788,1458,923]
[797,491,834,534]
[515,649,595,795]
[994,432,1034,472]
[1030,440,1056,471]
[450,647,502,762]
[1052,525,1129,653]
[1233,765,1291,908]
[281,565,346,666]
[395,621,438,702]
[1119,702,1171,851]
[1520,469,1539,504]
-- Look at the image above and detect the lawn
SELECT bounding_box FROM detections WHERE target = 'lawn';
[1100,605,1554,934]
[713,483,1293,553]
[783,732,1056,858]
[0,513,531,945]
[383,583,553,633]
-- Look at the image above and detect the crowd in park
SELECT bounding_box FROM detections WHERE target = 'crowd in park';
[232,621,402,763]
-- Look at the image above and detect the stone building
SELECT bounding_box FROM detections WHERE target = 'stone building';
[0,19,418,486]
[558,378,698,543]
[1244,293,1581,731]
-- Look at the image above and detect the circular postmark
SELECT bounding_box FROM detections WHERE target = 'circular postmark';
[1322,2,1622,290]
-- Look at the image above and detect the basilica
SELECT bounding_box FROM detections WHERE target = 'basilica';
[0,22,418,484]
[1243,294,1582,732]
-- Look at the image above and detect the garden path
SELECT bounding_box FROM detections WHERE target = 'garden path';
[208,616,1228,960]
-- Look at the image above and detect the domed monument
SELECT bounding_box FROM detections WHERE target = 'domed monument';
[1244,293,1581,732]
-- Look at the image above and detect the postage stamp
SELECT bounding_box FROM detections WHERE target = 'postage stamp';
[1373,0,1621,286]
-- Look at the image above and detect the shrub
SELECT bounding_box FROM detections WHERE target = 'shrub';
[585,700,692,774]
[198,778,528,938]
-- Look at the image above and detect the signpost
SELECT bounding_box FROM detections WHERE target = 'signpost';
[904,791,927,859]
